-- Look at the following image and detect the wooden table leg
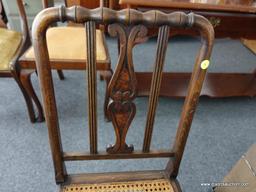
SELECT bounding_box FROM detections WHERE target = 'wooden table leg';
[136,72,256,98]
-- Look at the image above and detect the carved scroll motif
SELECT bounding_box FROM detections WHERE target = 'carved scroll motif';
[106,24,148,154]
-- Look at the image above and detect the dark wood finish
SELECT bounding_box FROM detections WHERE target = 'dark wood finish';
[136,72,256,98]
[63,150,174,160]
[64,170,168,184]
[119,0,256,98]
[74,0,256,38]
[136,7,256,39]
[57,70,65,80]
[18,32,112,121]
[20,70,44,122]
[67,0,100,8]
[120,0,256,13]
[41,0,65,80]
[106,24,148,154]
[62,171,183,191]
[0,0,44,123]
[19,58,111,70]
[19,0,112,122]
[1,0,68,123]
[66,0,123,9]
[32,6,214,190]
[143,25,170,152]
[85,21,98,154]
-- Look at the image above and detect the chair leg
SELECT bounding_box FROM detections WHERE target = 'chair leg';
[35,69,65,81]
[100,69,113,122]
[57,70,65,80]
[100,73,104,81]
[18,70,44,123]
[12,73,36,123]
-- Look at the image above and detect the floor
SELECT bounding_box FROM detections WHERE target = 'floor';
[0,36,255,192]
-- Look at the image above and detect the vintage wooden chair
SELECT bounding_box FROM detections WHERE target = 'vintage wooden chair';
[0,0,45,122]
[19,0,112,121]
[32,5,214,192]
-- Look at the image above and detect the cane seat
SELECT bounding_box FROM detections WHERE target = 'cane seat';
[61,179,174,192]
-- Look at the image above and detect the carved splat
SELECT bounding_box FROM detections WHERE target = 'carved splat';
[106,24,148,154]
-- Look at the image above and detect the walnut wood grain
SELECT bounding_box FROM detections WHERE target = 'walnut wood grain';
[63,150,175,160]
[106,24,149,154]
[67,0,99,8]
[119,0,256,14]
[64,170,168,185]
[143,25,170,152]
[32,6,214,187]
[166,28,214,178]
[85,21,98,154]
[136,72,256,98]
[119,0,256,99]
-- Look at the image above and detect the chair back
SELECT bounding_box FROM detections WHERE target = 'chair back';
[0,0,31,69]
[32,6,214,185]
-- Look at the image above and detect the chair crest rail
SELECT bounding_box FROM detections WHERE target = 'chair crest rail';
[32,6,213,43]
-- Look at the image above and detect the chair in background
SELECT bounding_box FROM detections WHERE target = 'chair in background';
[33,5,214,192]
[0,0,7,27]
[0,0,44,123]
[19,0,112,121]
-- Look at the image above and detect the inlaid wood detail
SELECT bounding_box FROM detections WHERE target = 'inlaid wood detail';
[106,23,148,154]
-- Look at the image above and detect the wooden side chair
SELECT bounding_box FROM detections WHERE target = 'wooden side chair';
[19,0,112,121]
[33,6,214,192]
[0,0,45,123]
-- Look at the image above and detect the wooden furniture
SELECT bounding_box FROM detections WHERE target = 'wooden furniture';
[0,0,45,123]
[119,0,256,38]
[115,0,256,98]
[66,0,100,8]
[2,0,54,31]
[32,5,214,191]
[19,0,112,121]
[242,39,256,54]
[0,0,64,123]
[66,0,123,10]
[20,27,112,120]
